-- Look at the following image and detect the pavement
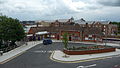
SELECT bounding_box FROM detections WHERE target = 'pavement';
[50,49,120,63]
[50,41,120,63]
[0,40,120,64]
[0,41,42,64]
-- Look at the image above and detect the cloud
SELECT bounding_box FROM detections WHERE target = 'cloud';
[0,0,120,21]
[0,0,78,16]
[97,0,120,6]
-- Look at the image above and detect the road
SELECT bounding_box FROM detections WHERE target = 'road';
[0,42,120,68]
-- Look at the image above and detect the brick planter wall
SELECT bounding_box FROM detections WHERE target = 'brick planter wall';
[63,48,116,55]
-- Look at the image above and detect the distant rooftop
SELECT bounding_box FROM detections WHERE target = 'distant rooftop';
[75,18,110,24]
[21,18,111,24]
[20,21,36,24]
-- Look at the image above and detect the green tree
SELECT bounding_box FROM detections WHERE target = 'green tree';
[62,32,68,49]
[0,16,25,46]
[111,22,120,34]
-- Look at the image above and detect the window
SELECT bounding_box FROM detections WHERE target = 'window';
[51,35,55,37]
[61,36,63,38]
[103,32,105,35]
[89,35,92,37]
[104,25,106,28]
[85,37,88,40]
[104,29,105,31]
[89,37,93,40]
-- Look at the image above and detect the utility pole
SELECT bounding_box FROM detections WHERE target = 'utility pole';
[105,32,107,46]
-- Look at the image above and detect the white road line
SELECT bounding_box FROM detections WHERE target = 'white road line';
[44,51,46,53]
[114,55,120,57]
[106,57,113,59]
[114,65,118,67]
[85,64,97,68]
[48,51,53,53]
[38,46,42,48]
[34,50,53,53]
[77,64,97,68]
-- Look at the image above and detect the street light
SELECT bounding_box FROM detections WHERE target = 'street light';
[105,32,107,46]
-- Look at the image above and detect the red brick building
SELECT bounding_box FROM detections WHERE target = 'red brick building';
[75,18,118,36]
[61,30,81,41]
[50,17,75,27]
[26,17,118,42]
[28,24,103,42]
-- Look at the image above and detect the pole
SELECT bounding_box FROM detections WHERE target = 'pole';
[105,32,107,46]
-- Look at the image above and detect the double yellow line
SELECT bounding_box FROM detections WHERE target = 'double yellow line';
[0,51,26,64]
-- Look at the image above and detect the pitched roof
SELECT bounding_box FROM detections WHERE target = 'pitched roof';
[83,27,103,36]
[28,25,103,36]
[95,21,110,24]
[57,19,69,22]
[28,27,37,34]
[74,19,86,24]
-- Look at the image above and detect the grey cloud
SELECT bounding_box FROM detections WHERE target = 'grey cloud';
[37,0,77,16]
[0,0,6,4]
[97,0,120,6]
[0,0,120,21]
[0,0,77,20]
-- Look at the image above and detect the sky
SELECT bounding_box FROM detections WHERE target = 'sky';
[0,0,120,21]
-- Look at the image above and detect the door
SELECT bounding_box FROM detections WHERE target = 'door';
[69,36,71,41]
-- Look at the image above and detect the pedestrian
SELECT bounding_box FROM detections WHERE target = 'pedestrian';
[0,51,3,56]
[26,42,28,45]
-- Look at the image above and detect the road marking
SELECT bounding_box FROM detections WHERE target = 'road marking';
[48,51,53,53]
[85,64,96,68]
[77,64,97,68]
[106,57,113,59]
[114,65,118,67]
[38,46,42,49]
[43,51,46,53]
[34,50,53,53]
[114,55,120,57]
[50,51,115,63]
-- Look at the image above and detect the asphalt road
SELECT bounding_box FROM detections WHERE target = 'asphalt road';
[0,42,120,68]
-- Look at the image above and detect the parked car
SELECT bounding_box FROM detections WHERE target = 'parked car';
[43,38,52,45]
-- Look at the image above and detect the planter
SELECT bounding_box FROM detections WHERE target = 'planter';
[63,48,116,55]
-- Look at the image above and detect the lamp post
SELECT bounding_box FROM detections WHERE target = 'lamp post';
[105,32,107,46]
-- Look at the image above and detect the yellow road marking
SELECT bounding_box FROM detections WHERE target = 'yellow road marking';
[0,51,26,64]
[50,51,113,63]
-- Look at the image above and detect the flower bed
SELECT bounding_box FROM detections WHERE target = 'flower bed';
[63,45,116,55]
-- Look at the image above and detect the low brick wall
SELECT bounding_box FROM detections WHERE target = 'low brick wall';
[63,48,116,55]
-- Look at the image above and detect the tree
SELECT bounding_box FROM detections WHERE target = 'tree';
[111,22,120,34]
[0,16,25,46]
[62,32,68,49]
[62,32,70,58]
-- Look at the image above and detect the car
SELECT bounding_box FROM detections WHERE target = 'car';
[43,38,52,45]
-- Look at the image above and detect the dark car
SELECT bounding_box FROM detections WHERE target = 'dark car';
[43,38,52,45]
